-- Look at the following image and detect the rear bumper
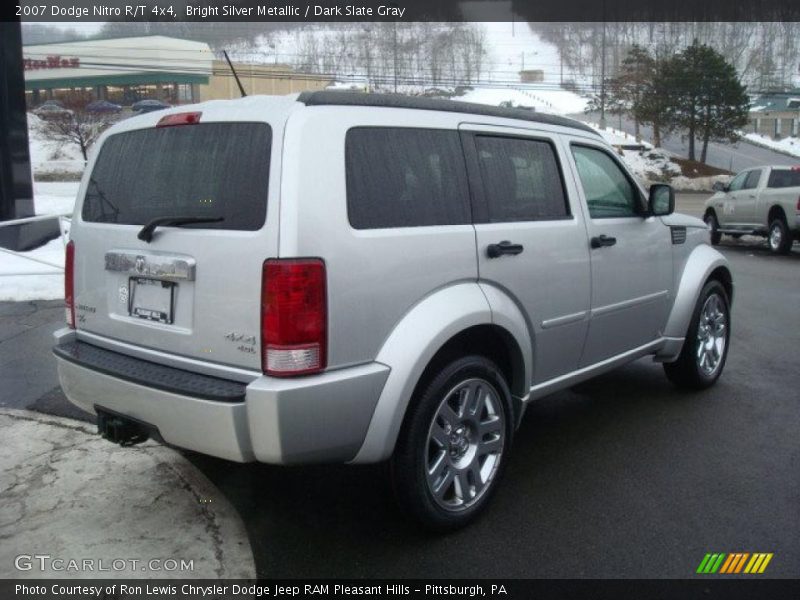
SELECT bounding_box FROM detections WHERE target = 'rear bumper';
[53,329,389,464]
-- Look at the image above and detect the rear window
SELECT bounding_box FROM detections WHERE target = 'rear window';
[767,169,800,188]
[82,122,271,230]
[345,127,471,229]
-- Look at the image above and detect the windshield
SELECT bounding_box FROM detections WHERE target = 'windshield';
[82,122,271,230]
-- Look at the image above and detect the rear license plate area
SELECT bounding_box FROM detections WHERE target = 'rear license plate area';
[129,277,175,324]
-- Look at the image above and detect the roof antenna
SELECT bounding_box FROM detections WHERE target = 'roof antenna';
[223,50,247,97]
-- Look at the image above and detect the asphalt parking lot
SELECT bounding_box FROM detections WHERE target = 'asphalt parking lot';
[1,193,798,578]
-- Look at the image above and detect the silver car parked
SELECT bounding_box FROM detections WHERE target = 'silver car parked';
[53,92,733,530]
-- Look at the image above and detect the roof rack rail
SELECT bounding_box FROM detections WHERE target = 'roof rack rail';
[296,91,598,135]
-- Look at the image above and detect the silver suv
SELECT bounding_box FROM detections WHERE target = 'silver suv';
[53,92,733,530]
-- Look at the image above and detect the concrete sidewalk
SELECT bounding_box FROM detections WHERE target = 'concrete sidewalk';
[0,409,255,579]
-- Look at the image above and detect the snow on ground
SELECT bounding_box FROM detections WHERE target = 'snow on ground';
[27,113,85,177]
[0,238,66,301]
[455,86,587,116]
[478,22,584,88]
[669,175,731,192]
[33,181,80,216]
[743,133,800,159]
[617,148,681,182]
[583,122,653,149]
[0,182,77,301]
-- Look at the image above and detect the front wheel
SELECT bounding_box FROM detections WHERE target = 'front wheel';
[664,280,730,390]
[768,218,792,254]
[391,356,514,531]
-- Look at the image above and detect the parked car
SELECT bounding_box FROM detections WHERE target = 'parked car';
[86,100,122,113]
[132,99,171,113]
[53,92,733,530]
[705,166,800,254]
[33,100,72,118]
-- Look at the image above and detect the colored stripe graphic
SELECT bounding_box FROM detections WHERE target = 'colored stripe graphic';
[734,553,750,573]
[701,552,774,575]
[697,554,713,574]
[699,553,727,574]
[719,554,736,574]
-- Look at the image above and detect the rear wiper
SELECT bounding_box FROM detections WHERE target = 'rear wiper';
[137,216,224,243]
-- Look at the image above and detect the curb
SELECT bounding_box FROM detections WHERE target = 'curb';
[0,408,255,579]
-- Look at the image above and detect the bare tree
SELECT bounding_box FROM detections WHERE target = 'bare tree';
[36,95,117,162]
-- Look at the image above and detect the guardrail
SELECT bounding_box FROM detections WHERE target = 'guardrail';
[0,214,71,276]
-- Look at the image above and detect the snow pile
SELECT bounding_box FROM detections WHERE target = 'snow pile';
[669,174,732,192]
[743,133,800,159]
[616,148,681,182]
[27,113,85,178]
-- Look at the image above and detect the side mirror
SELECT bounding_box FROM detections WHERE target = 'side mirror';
[648,184,674,216]
[712,181,727,192]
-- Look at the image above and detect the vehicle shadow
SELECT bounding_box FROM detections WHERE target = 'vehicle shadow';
[715,237,800,258]
[186,358,720,578]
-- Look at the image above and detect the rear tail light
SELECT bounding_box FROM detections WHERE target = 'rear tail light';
[156,111,202,128]
[261,258,327,376]
[796,195,800,211]
[65,240,75,328]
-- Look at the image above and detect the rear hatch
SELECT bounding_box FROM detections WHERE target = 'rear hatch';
[71,110,279,372]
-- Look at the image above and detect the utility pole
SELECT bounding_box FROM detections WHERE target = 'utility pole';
[393,21,398,93]
[599,11,607,130]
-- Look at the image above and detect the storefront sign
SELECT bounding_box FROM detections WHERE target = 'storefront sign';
[23,56,80,71]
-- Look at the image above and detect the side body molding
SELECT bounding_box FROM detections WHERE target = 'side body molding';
[351,283,493,464]
[657,244,732,361]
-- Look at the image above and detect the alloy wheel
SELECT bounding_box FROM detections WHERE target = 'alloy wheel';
[696,293,727,377]
[424,378,506,512]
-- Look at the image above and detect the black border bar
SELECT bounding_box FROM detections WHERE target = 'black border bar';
[7,0,800,22]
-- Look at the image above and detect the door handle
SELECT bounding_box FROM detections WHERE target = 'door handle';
[590,234,617,249]
[487,240,524,258]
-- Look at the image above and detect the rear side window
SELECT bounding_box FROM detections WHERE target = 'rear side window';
[767,169,800,188]
[475,136,568,222]
[345,128,471,229]
[82,123,271,230]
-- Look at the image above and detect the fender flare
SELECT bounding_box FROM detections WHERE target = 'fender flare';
[350,282,530,464]
[659,244,732,357]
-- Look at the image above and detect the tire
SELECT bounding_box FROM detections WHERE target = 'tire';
[768,218,792,255]
[704,212,721,246]
[390,355,514,532]
[664,280,730,390]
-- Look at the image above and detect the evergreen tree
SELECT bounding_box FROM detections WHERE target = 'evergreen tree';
[666,40,750,163]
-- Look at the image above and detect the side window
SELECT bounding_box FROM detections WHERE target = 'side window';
[743,169,762,190]
[768,169,800,188]
[475,136,569,222]
[345,128,471,229]
[727,171,748,192]
[571,145,641,218]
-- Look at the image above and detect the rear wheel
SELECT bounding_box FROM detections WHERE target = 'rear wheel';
[664,280,730,390]
[768,218,792,254]
[704,212,721,246]
[391,355,513,531]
